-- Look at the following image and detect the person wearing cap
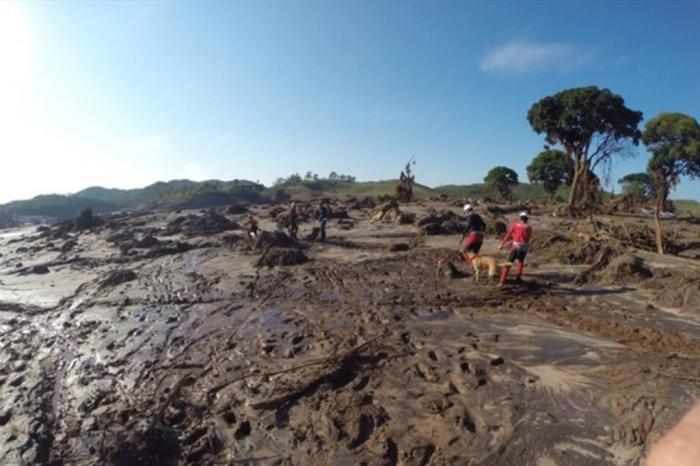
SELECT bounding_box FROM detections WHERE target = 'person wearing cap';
[460,204,486,262]
[498,211,532,285]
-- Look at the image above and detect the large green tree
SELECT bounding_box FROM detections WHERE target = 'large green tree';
[642,112,700,254]
[484,166,519,201]
[527,86,643,211]
[526,149,569,201]
[618,172,655,200]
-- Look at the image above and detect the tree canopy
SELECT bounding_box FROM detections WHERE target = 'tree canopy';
[618,172,655,200]
[526,149,569,200]
[527,86,643,211]
[484,166,519,200]
[642,112,700,253]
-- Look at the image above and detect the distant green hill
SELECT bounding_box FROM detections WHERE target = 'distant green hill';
[433,183,570,202]
[0,179,266,223]
[673,199,700,216]
[0,177,696,225]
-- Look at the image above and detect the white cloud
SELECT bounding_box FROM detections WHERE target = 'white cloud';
[480,39,593,75]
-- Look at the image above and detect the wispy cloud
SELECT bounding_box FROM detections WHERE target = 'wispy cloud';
[480,39,594,75]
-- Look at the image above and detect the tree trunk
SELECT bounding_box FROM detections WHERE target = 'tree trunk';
[654,194,665,255]
[568,164,581,207]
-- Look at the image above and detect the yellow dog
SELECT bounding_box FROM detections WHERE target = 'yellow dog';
[465,252,508,283]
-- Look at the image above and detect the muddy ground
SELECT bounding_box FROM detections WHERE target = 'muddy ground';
[1,200,699,466]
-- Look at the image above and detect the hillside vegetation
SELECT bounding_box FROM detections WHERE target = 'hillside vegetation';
[0,178,697,225]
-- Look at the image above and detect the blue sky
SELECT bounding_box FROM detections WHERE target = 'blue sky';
[2,1,699,203]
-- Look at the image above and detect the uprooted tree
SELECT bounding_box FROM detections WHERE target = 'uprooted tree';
[396,157,416,202]
[527,86,643,213]
[642,112,700,255]
[527,149,570,201]
[484,166,519,201]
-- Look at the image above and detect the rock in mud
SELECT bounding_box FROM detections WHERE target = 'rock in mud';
[100,269,137,289]
[389,243,410,252]
[21,264,50,275]
[257,248,309,267]
[135,235,161,248]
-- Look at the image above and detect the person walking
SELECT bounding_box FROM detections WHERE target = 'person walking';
[288,201,299,239]
[316,201,330,242]
[498,212,532,286]
[460,204,486,262]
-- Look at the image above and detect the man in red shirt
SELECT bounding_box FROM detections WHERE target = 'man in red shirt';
[498,212,532,286]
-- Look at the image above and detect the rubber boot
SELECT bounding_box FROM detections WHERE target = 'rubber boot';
[499,266,510,286]
[516,262,525,282]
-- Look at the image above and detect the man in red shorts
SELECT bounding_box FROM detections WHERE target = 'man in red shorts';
[460,204,486,263]
[498,211,532,286]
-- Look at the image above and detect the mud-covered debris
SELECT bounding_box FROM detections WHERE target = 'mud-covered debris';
[347,196,376,210]
[60,240,78,253]
[490,221,508,236]
[437,257,462,278]
[371,202,405,223]
[601,255,653,284]
[107,230,135,244]
[111,422,181,466]
[419,210,465,235]
[142,241,194,259]
[221,233,245,248]
[135,235,161,248]
[21,265,50,275]
[336,219,355,230]
[268,206,286,218]
[74,208,105,231]
[647,271,700,311]
[257,248,308,267]
[164,209,239,236]
[418,209,461,226]
[254,231,300,250]
[398,212,416,224]
[100,269,137,288]
[329,208,350,219]
[224,204,249,215]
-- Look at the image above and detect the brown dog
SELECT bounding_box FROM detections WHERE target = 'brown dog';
[465,252,502,282]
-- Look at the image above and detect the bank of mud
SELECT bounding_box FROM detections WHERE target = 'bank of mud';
[1,201,699,465]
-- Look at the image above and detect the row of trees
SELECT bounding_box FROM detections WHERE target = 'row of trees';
[273,171,356,186]
[482,87,698,254]
[522,86,699,254]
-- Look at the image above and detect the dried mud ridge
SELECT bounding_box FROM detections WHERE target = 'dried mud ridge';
[0,202,699,465]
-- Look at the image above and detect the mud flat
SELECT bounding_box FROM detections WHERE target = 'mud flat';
[0,201,699,465]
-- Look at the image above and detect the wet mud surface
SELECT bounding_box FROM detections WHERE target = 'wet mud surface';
[0,202,699,465]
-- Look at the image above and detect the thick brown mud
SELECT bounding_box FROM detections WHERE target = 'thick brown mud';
[0,203,699,465]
